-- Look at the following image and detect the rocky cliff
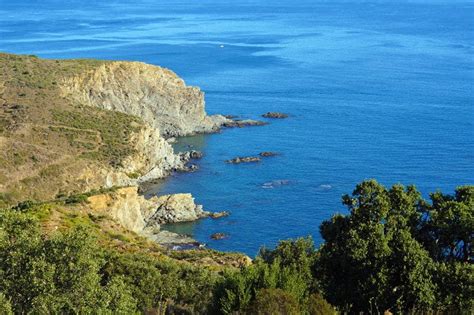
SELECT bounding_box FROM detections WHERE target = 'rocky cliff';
[103,125,186,187]
[60,61,228,138]
[86,187,219,245]
[0,53,226,203]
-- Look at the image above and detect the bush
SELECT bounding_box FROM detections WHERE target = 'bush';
[0,293,13,315]
[216,254,316,314]
[65,194,89,204]
[248,288,300,315]
[307,293,336,315]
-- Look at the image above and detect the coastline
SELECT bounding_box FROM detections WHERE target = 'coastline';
[0,52,277,251]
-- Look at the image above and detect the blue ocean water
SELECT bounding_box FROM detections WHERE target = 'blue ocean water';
[1,0,473,255]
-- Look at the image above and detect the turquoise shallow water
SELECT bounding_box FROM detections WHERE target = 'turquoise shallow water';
[2,0,473,255]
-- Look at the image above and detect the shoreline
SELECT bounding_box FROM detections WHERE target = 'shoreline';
[0,52,286,253]
[142,114,288,250]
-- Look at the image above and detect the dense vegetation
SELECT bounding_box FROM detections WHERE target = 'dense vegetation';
[1,180,472,314]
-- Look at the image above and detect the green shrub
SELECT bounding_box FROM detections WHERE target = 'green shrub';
[12,200,37,211]
[0,293,13,315]
[248,288,300,315]
[307,293,336,315]
[217,257,311,314]
[65,194,89,204]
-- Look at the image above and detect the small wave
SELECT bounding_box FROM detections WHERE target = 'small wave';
[261,179,291,189]
[314,184,332,191]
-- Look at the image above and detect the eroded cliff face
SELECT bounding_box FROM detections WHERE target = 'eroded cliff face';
[87,187,212,244]
[60,61,227,137]
[59,61,231,189]
[87,187,149,233]
[105,125,186,187]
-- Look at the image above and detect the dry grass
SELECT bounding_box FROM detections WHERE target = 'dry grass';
[0,52,143,204]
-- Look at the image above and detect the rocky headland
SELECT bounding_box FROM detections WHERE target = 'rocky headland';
[0,53,261,248]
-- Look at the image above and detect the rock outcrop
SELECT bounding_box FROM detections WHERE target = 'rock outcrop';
[2,54,249,249]
[259,151,279,157]
[87,186,153,233]
[87,187,226,244]
[146,193,210,225]
[210,232,229,240]
[60,61,228,137]
[223,119,267,128]
[262,112,288,119]
[106,125,187,187]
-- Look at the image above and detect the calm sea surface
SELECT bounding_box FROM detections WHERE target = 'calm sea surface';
[1,0,473,255]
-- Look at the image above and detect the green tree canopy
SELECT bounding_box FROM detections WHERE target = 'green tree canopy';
[316,180,473,313]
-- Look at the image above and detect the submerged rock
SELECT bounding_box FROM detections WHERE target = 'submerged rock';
[210,232,229,240]
[259,151,279,157]
[225,156,261,164]
[185,163,199,172]
[262,112,288,119]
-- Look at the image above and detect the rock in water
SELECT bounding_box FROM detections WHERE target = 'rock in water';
[262,112,289,119]
[259,151,279,157]
[225,156,261,164]
[189,150,203,159]
[209,211,230,219]
[210,232,229,240]
[223,119,267,128]
[185,163,199,172]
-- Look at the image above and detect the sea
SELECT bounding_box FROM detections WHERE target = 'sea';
[1,0,473,256]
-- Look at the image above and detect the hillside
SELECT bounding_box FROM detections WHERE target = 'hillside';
[0,53,252,306]
[0,53,226,205]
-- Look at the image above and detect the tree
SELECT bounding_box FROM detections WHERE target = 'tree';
[217,238,330,314]
[259,237,316,292]
[417,186,473,262]
[316,180,437,312]
[0,209,140,313]
[433,261,474,313]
